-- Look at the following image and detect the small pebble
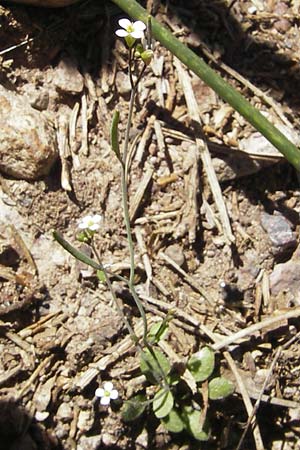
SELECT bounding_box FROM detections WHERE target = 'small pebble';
[164,243,185,267]
[56,402,73,422]
[260,211,296,250]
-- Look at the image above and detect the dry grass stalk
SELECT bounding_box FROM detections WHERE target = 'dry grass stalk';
[174,57,235,244]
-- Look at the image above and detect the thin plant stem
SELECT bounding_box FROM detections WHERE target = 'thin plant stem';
[120,56,148,342]
[90,240,139,343]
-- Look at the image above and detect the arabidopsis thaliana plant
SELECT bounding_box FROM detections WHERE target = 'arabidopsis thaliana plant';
[115,18,146,39]
[95,381,119,406]
[78,214,102,232]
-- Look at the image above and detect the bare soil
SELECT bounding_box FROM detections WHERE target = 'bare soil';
[1,1,300,449]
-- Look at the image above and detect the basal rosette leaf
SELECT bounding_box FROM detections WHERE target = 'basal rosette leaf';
[208,377,235,400]
[187,346,215,382]
[153,389,174,419]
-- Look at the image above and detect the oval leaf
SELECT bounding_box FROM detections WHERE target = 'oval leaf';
[140,348,171,384]
[121,395,147,422]
[208,377,235,400]
[153,389,174,419]
[181,405,210,441]
[187,347,215,382]
[161,408,184,433]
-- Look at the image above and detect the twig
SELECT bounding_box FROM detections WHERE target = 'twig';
[69,102,80,168]
[135,210,179,225]
[182,145,200,243]
[235,347,282,450]
[4,329,34,354]
[174,57,234,244]
[80,92,89,156]
[17,355,55,399]
[129,167,154,221]
[212,307,300,351]
[57,114,72,192]
[224,351,265,450]
[0,37,34,56]
[159,251,215,306]
[135,226,152,294]
[200,44,293,129]
[135,115,155,163]
[8,225,38,276]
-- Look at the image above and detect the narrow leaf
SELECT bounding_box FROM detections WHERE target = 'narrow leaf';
[53,231,101,270]
[110,110,121,161]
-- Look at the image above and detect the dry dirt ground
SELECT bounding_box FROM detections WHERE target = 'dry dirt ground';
[1,0,300,449]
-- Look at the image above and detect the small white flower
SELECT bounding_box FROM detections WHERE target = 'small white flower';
[78,214,102,232]
[95,381,119,406]
[115,18,146,39]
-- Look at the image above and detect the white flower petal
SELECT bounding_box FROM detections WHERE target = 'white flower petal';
[89,224,100,231]
[95,388,105,398]
[110,389,119,400]
[131,30,144,39]
[103,381,114,392]
[115,29,128,37]
[100,396,111,406]
[93,214,102,223]
[118,18,132,29]
[133,21,146,31]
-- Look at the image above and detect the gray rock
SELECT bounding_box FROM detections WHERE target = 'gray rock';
[260,212,296,250]
[56,402,73,422]
[116,71,132,96]
[269,259,300,296]
[53,57,84,95]
[165,243,185,267]
[0,85,58,180]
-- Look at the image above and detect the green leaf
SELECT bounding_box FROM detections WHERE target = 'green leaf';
[148,320,169,344]
[161,408,184,433]
[140,348,170,384]
[181,405,210,441]
[187,347,215,382]
[166,371,181,386]
[121,395,147,422]
[153,389,174,419]
[53,231,101,270]
[110,110,121,161]
[208,377,235,400]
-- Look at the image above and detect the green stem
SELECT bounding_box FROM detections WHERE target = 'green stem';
[121,61,148,342]
[111,0,300,170]
[91,241,138,342]
[122,88,136,287]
